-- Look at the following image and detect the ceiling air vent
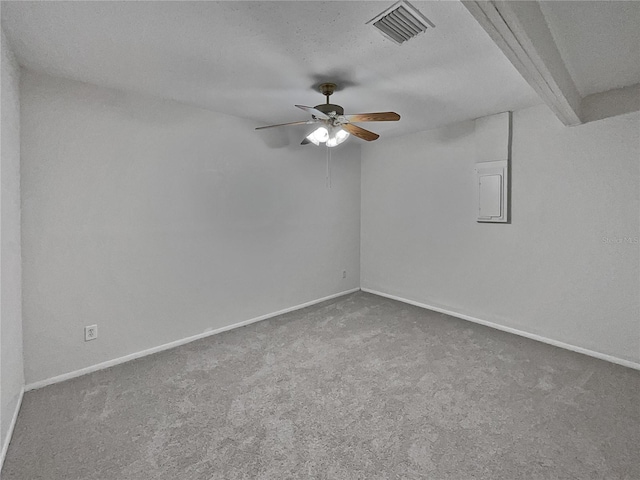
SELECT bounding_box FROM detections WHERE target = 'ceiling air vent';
[367,0,434,45]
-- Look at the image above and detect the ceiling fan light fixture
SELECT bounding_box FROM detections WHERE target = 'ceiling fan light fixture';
[307,126,349,147]
[307,126,329,145]
[305,135,320,146]
[326,128,350,147]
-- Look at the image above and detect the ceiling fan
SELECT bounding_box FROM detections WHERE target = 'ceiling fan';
[255,83,400,147]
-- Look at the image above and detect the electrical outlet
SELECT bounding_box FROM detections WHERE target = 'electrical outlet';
[342,270,347,279]
[84,325,98,342]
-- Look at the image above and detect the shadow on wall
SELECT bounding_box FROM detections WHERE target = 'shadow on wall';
[255,126,293,149]
[255,124,326,149]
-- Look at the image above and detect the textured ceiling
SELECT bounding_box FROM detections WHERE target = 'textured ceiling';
[540,0,640,97]
[1,1,541,138]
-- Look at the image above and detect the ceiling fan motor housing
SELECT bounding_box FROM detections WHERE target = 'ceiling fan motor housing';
[314,103,344,116]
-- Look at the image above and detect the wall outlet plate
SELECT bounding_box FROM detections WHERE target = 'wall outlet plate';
[84,325,98,341]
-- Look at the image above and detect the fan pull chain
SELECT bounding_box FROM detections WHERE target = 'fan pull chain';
[326,144,332,189]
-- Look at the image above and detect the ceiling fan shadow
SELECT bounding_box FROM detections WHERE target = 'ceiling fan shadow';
[255,124,319,150]
[309,73,358,94]
[255,125,292,149]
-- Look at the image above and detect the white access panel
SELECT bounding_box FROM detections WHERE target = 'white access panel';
[475,160,509,223]
[479,174,502,217]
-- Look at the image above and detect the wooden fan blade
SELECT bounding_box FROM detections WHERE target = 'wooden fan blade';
[342,123,379,141]
[295,105,330,120]
[345,112,400,122]
[255,120,318,130]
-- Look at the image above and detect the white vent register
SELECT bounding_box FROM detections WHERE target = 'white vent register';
[367,1,435,45]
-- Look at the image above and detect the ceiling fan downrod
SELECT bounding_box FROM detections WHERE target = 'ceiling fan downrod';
[314,83,344,117]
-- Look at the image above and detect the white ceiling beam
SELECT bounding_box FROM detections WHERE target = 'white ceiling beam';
[462,0,583,126]
[581,83,640,124]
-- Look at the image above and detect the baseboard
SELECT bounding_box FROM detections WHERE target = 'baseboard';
[362,288,640,371]
[25,288,360,392]
[0,387,25,475]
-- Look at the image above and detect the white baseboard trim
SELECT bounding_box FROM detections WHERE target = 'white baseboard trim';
[25,288,360,392]
[362,288,640,371]
[0,387,25,474]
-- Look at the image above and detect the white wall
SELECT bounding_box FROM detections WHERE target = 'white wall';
[362,104,639,364]
[1,29,24,449]
[21,71,361,385]
[17,68,640,388]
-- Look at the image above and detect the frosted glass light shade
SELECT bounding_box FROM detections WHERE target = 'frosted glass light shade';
[307,127,329,145]
[333,128,350,146]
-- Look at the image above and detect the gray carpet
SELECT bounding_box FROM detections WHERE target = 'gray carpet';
[3,292,639,479]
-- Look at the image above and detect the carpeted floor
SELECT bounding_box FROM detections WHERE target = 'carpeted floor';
[3,292,639,479]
